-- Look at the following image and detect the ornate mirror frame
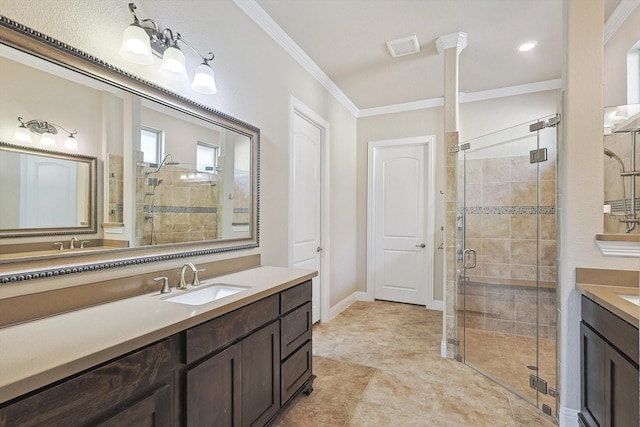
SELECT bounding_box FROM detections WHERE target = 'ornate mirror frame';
[0,16,260,284]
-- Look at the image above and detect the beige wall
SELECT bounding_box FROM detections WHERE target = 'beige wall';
[0,0,358,308]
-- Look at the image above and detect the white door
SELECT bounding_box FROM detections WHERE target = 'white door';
[292,112,322,322]
[21,155,77,228]
[369,139,434,305]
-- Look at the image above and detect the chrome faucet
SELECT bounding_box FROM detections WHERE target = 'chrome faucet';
[179,263,204,289]
[70,237,79,249]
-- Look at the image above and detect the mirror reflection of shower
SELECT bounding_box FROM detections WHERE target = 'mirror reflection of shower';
[145,154,179,245]
[603,130,640,233]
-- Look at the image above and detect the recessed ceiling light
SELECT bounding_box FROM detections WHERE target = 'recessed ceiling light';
[518,40,538,52]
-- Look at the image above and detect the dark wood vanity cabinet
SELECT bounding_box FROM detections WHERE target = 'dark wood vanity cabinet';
[183,280,314,427]
[579,296,639,427]
[0,337,178,427]
[0,280,314,427]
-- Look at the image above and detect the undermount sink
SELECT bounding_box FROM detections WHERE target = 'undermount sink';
[620,295,640,306]
[163,283,250,306]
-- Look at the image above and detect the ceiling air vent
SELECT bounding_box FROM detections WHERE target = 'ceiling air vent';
[386,35,420,58]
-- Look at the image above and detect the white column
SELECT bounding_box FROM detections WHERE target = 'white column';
[436,32,467,132]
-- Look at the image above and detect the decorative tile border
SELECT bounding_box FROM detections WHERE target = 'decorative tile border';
[464,206,556,215]
[605,199,640,213]
[143,205,217,214]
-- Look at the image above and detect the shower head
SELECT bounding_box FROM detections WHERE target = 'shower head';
[147,154,179,174]
[604,148,625,172]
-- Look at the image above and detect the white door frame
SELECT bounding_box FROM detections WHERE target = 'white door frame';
[367,136,437,309]
[289,95,330,323]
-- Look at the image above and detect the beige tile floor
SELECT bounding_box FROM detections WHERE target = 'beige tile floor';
[272,300,557,427]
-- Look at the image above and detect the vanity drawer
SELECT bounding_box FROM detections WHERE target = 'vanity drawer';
[280,280,312,314]
[185,294,279,364]
[0,338,176,427]
[281,340,313,404]
[281,302,312,360]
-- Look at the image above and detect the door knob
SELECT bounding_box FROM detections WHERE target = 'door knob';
[316,246,323,252]
[415,243,426,248]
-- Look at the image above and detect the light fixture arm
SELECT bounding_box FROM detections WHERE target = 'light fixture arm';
[51,123,78,137]
[17,117,77,136]
[18,117,57,135]
[126,2,213,61]
[176,36,215,62]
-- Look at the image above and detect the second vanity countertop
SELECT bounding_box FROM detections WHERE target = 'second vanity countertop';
[576,267,639,327]
[0,265,317,404]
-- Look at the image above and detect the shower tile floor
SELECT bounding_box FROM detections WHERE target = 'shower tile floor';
[271,300,557,427]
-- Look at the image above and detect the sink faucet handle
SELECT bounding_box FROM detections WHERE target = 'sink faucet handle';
[193,268,206,286]
[154,276,171,294]
[80,240,90,249]
[53,242,64,251]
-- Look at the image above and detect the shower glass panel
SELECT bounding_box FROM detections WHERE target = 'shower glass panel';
[455,115,558,417]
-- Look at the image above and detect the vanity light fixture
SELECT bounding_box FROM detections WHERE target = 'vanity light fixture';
[119,3,218,94]
[13,117,79,151]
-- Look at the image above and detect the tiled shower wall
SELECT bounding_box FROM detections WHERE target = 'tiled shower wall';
[458,152,556,339]
[135,165,218,246]
[603,131,640,233]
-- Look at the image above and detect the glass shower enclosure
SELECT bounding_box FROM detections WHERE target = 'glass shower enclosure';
[454,114,559,417]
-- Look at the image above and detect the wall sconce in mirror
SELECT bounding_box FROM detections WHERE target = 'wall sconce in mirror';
[13,117,79,151]
[119,2,218,95]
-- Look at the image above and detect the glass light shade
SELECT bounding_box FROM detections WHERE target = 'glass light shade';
[191,62,218,94]
[12,125,32,144]
[158,46,188,81]
[119,24,154,65]
[39,132,57,148]
[63,134,79,151]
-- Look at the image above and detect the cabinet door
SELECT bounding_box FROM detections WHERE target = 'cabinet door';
[94,384,172,427]
[242,321,280,427]
[605,346,639,427]
[580,322,606,427]
[186,343,242,427]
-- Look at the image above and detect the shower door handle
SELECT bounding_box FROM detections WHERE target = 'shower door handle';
[463,249,476,269]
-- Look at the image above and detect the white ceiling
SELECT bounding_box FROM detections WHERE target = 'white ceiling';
[250,0,623,112]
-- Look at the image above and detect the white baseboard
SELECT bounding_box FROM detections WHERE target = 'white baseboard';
[430,300,443,311]
[559,406,579,427]
[327,291,370,321]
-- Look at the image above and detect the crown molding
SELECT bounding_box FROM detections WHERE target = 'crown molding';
[459,79,562,103]
[358,79,561,117]
[436,32,468,54]
[233,0,359,116]
[604,0,640,44]
[358,98,444,118]
[233,2,560,119]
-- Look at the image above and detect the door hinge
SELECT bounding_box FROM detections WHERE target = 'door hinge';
[447,338,459,346]
[447,143,470,153]
[529,148,548,164]
[530,121,546,132]
[547,114,561,127]
[542,404,553,416]
[529,374,548,394]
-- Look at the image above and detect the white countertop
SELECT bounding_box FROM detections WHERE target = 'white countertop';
[0,266,316,404]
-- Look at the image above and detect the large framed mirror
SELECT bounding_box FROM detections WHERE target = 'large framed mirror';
[0,16,259,282]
